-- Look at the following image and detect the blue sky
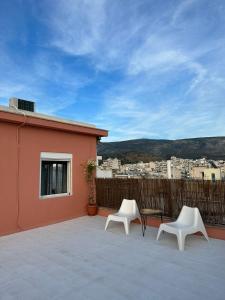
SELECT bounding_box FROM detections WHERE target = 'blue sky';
[0,0,225,141]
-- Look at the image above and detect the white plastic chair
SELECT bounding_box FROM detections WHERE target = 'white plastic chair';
[105,199,141,235]
[156,206,208,251]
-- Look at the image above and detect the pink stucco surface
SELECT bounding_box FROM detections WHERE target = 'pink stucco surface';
[0,109,107,236]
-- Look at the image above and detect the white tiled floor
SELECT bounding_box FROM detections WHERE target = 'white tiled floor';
[0,216,225,300]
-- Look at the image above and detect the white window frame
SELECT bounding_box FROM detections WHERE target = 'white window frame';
[39,152,73,199]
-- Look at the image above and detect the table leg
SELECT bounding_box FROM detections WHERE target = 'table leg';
[141,215,146,237]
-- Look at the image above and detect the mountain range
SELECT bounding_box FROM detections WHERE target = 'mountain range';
[97,137,225,163]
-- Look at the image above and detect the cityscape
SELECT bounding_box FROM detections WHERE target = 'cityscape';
[97,156,225,181]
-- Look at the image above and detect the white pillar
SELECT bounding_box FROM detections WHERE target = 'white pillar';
[167,160,172,179]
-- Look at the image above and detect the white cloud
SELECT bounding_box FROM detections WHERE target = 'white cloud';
[41,0,106,56]
[1,0,225,141]
[172,0,196,25]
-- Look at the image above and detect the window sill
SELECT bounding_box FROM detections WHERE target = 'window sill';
[39,193,72,200]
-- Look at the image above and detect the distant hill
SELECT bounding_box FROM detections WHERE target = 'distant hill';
[97,137,225,163]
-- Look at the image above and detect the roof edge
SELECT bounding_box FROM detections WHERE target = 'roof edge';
[0,105,108,137]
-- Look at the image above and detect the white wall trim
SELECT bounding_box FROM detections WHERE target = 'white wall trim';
[41,152,72,160]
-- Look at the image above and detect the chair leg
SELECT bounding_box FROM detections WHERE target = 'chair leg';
[123,219,130,235]
[156,226,163,240]
[105,217,111,231]
[200,227,209,241]
[177,232,186,251]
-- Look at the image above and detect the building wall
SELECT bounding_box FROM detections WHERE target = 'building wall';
[191,166,221,181]
[167,160,172,179]
[0,122,97,236]
[96,168,113,178]
[204,168,221,181]
[191,166,206,179]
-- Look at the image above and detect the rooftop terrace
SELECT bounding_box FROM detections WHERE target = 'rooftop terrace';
[0,216,225,300]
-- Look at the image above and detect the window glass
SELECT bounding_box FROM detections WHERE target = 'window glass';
[41,161,68,196]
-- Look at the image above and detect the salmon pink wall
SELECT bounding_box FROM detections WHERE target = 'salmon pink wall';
[0,122,97,236]
[0,123,18,234]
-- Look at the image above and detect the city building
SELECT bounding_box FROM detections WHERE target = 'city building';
[203,168,222,181]
[101,157,121,170]
[191,166,206,180]
[99,156,225,181]
[96,169,113,178]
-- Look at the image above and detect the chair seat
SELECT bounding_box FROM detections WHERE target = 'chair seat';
[163,222,191,229]
[114,213,137,219]
[109,213,136,222]
[160,222,197,235]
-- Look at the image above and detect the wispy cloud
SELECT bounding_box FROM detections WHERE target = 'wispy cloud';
[44,0,106,56]
[1,0,225,141]
[172,0,196,25]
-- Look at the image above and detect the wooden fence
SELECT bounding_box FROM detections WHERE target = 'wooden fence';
[96,178,225,226]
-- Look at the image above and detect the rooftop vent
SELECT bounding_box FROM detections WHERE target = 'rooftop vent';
[9,97,35,112]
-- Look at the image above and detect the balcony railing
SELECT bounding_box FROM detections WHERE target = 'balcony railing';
[96,178,225,226]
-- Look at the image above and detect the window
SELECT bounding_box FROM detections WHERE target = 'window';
[211,173,216,182]
[40,152,72,198]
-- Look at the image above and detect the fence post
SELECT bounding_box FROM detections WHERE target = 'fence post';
[167,179,175,218]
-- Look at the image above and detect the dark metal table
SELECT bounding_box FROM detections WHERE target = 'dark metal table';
[140,208,163,236]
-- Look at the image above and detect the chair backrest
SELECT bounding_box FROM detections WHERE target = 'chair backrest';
[194,207,205,228]
[177,206,197,226]
[119,199,138,215]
